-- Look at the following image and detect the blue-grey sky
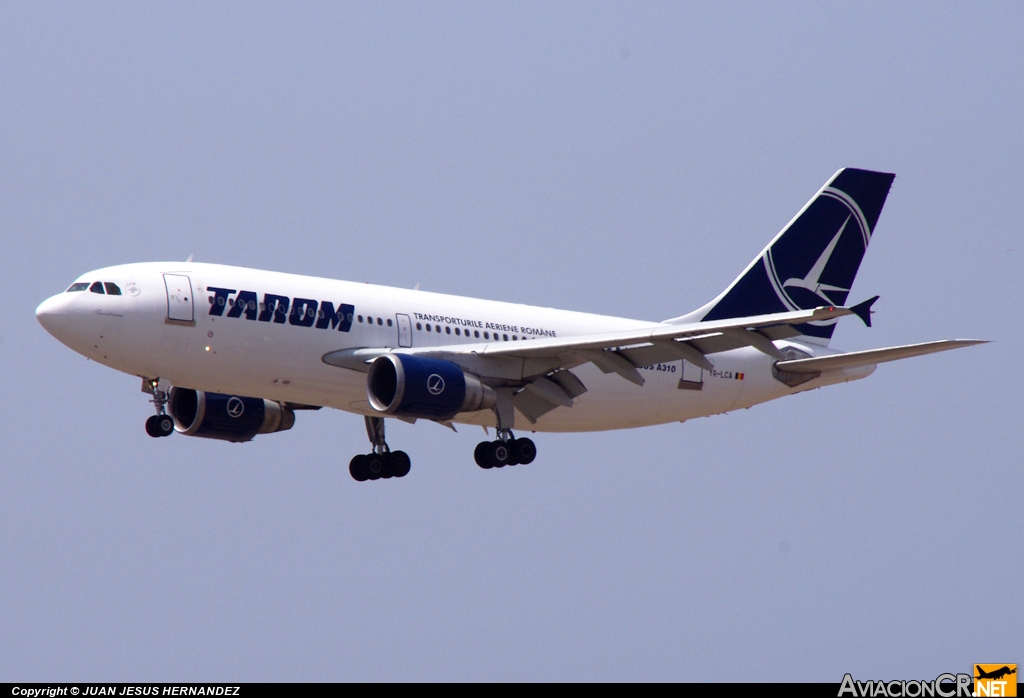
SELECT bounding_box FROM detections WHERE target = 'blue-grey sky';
[2,1,1021,681]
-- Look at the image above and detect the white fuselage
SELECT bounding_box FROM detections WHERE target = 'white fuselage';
[35,262,873,433]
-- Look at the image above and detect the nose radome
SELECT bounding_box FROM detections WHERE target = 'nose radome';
[35,294,69,335]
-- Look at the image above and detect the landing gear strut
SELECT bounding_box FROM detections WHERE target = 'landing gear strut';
[349,416,411,482]
[474,388,537,470]
[143,378,174,438]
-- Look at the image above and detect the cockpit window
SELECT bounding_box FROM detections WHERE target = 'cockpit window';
[104,282,122,295]
[66,282,90,292]
[89,282,105,294]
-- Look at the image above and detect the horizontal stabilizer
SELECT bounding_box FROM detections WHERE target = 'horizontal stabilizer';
[774,339,988,374]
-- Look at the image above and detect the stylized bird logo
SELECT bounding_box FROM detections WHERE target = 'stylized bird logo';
[427,374,445,396]
[782,214,853,306]
[226,397,245,418]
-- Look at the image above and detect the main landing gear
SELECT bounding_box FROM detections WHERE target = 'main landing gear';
[473,388,536,470]
[143,378,174,438]
[474,434,536,469]
[349,416,412,482]
[348,391,540,482]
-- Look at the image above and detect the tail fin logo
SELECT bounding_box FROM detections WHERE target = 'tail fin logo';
[781,214,852,306]
[764,187,872,316]
[693,168,895,344]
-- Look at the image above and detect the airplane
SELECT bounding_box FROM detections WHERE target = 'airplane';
[976,666,1016,681]
[35,168,985,482]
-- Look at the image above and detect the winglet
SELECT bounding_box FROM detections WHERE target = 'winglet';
[850,296,879,327]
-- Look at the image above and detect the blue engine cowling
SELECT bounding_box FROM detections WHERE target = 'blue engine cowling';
[168,388,296,443]
[367,354,496,420]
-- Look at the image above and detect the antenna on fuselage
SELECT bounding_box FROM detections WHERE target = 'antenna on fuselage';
[185,253,194,263]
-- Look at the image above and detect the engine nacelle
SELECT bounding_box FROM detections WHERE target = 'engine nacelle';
[168,388,296,443]
[367,354,496,420]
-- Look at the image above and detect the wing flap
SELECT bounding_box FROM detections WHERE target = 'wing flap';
[513,389,560,424]
[774,339,988,374]
[619,343,689,369]
[619,339,717,370]
[577,348,645,386]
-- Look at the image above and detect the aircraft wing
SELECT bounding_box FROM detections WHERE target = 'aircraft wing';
[773,339,988,374]
[324,304,854,385]
[322,306,985,425]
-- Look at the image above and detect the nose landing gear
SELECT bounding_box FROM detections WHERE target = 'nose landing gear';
[143,378,174,438]
[349,416,411,482]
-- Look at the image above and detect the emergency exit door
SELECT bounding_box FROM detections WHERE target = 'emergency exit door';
[396,313,412,347]
[164,274,194,322]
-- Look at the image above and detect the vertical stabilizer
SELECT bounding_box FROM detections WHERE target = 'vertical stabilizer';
[673,168,895,344]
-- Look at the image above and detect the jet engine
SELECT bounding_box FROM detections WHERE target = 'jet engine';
[366,354,496,420]
[167,387,296,443]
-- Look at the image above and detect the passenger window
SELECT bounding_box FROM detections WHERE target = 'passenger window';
[426,324,431,332]
[89,282,105,294]
[455,328,461,336]
[358,315,364,323]
[416,322,422,330]
[503,334,508,341]
[377,318,383,326]
[386,318,393,327]
[66,282,90,292]
[435,325,441,333]
[474,330,480,338]
[445,326,451,334]
[484,332,489,339]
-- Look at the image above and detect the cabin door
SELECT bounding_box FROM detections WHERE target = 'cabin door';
[164,274,194,322]
[396,313,412,347]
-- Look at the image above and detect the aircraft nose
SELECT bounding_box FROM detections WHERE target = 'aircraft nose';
[35,293,70,336]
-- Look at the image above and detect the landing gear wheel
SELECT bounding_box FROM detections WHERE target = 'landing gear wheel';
[354,416,410,482]
[349,455,368,482]
[146,414,174,438]
[475,442,494,469]
[381,453,396,479]
[391,451,411,478]
[476,438,537,470]
[154,414,174,437]
[491,441,512,468]
[512,438,536,465]
[364,454,386,481]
